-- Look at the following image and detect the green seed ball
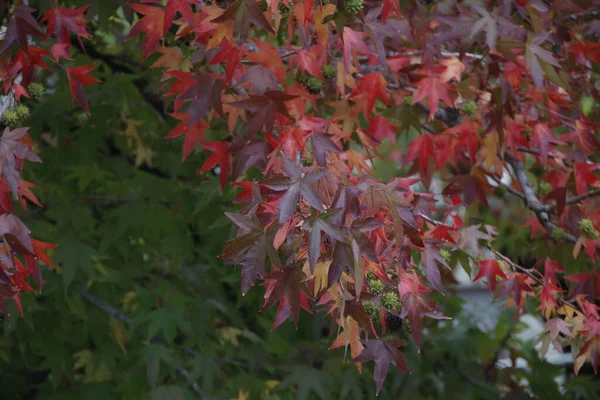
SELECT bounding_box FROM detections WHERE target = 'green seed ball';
[27,82,45,100]
[381,292,401,310]
[344,0,364,15]
[322,64,336,79]
[306,76,323,94]
[14,104,30,120]
[367,279,384,295]
[363,300,380,320]
[2,110,20,129]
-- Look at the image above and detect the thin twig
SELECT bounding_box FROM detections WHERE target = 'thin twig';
[487,173,526,201]
[546,189,600,212]
[78,285,204,396]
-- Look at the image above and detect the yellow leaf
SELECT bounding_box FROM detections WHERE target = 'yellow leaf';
[111,319,128,354]
[218,326,243,347]
[150,47,191,72]
[230,389,250,400]
[313,261,330,296]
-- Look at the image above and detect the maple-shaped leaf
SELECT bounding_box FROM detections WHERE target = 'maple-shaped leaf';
[541,318,573,357]
[0,5,43,54]
[574,162,600,196]
[238,65,279,95]
[40,4,91,47]
[0,128,42,197]
[66,64,101,113]
[262,155,328,222]
[150,46,190,71]
[221,210,280,294]
[525,32,561,88]
[244,39,287,82]
[261,264,306,328]
[368,116,399,143]
[530,123,563,166]
[127,4,165,60]
[0,214,35,255]
[412,69,456,120]
[165,113,209,161]
[473,259,507,291]
[350,72,391,117]
[311,133,341,167]
[397,270,448,349]
[141,0,195,34]
[303,209,345,273]
[329,316,365,371]
[342,27,377,73]
[421,240,450,291]
[403,134,435,177]
[351,339,410,395]
[539,279,564,317]
[563,119,600,156]
[577,334,600,374]
[229,91,297,137]
[177,73,226,124]
[567,272,600,302]
[230,138,270,180]
[198,141,231,192]
[211,0,274,39]
[297,49,324,79]
[498,272,535,315]
[208,40,242,83]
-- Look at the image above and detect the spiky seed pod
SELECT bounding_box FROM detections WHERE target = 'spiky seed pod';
[27,82,45,100]
[551,227,567,242]
[366,270,376,280]
[344,0,364,15]
[579,219,599,239]
[295,74,309,85]
[403,95,413,105]
[538,181,552,197]
[367,279,384,295]
[381,292,401,310]
[258,0,268,12]
[363,301,380,321]
[492,185,506,198]
[461,100,478,116]
[439,248,451,262]
[322,64,336,79]
[14,104,30,121]
[306,77,323,94]
[2,110,19,129]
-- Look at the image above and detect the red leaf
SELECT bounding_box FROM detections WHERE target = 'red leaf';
[261,264,306,328]
[127,4,165,60]
[412,69,455,120]
[0,5,43,54]
[473,259,507,292]
[198,141,231,192]
[397,270,448,349]
[66,64,101,113]
[40,5,91,47]
[142,0,195,34]
[404,134,435,177]
[342,27,376,73]
[0,127,42,196]
[350,72,390,117]
[297,49,324,79]
[530,123,562,166]
[165,113,209,161]
[208,40,242,83]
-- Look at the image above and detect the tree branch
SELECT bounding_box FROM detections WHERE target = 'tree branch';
[503,153,576,243]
